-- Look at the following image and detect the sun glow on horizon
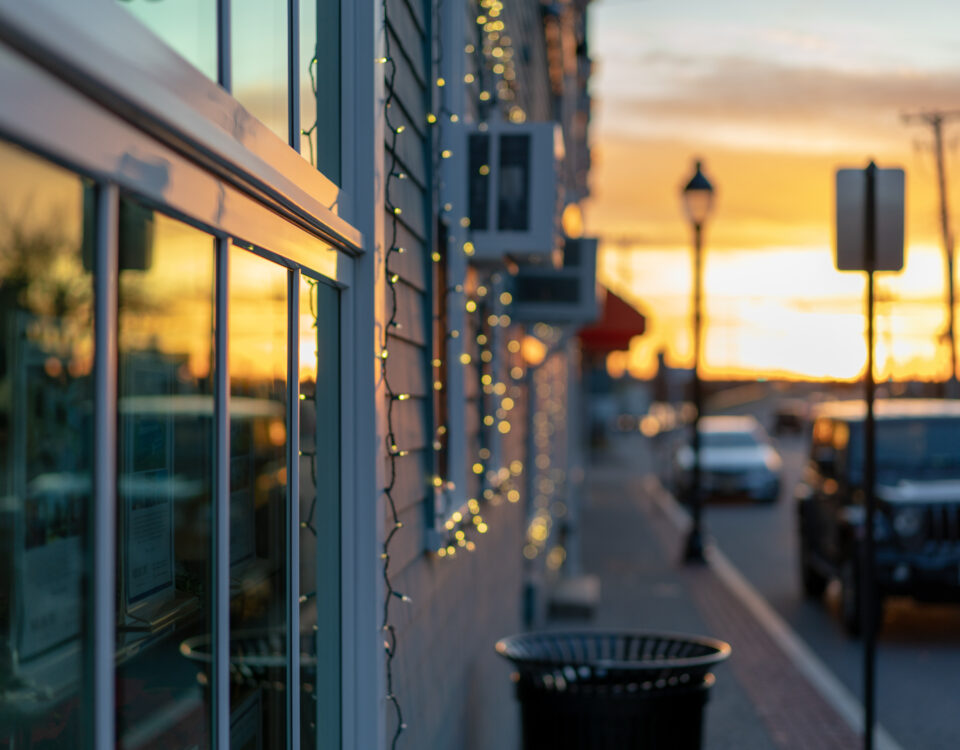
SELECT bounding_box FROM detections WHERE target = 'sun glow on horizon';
[587,1,960,382]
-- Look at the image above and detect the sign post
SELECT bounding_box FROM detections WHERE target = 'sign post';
[835,162,905,750]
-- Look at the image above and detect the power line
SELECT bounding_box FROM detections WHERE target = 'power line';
[902,108,960,387]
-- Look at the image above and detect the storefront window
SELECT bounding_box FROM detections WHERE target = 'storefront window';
[117,0,218,82]
[0,142,93,748]
[228,247,288,747]
[300,0,340,182]
[298,276,339,749]
[232,0,289,142]
[114,204,216,748]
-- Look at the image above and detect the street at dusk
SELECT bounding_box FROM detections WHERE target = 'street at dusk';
[4,1,960,749]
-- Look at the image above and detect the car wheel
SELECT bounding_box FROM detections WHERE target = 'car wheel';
[840,557,884,638]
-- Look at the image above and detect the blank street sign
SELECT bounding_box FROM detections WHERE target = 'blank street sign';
[835,167,905,272]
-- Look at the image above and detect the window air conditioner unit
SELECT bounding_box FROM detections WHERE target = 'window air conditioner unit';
[462,121,562,261]
[507,237,598,323]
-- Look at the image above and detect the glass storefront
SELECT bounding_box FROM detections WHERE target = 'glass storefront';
[0,136,342,748]
[299,277,340,750]
[118,0,218,82]
[227,247,289,748]
[115,207,216,748]
[0,140,94,749]
[116,0,341,178]
[232,0,290,142]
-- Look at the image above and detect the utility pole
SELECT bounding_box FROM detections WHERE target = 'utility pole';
[903,109,960,392]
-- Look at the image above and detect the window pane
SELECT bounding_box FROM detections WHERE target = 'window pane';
[118,0,218,81]
[115,206,215,749]
[300,0,340,182]
[298,277,339,749]
[0,141,93,749]
[229,247,287,747]
[233,0,289,142]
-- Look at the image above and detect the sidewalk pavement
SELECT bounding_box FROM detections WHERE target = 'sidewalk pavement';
[549,443,866,750]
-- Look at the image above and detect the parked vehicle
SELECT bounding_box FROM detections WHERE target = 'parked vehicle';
[796,399,960,636]
[673,415,782,503]
[771,398,808,435]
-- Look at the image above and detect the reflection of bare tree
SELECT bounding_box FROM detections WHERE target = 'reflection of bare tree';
[0,203,89,317]
[0,203,92,370]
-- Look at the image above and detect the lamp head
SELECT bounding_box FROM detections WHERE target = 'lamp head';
[682,159,715,228]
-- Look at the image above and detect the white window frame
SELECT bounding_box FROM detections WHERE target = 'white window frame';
[0,16,375,748]
[0,0,358,253]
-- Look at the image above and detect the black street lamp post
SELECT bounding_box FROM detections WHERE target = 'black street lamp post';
[681,159,715,564]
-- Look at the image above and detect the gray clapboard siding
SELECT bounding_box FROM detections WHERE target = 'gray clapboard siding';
[382,338,430,397]
[384,0,432,561]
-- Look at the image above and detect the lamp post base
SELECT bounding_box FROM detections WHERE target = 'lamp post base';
[682,528,706,565]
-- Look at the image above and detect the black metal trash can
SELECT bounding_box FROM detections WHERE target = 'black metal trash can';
[495,630,731,750]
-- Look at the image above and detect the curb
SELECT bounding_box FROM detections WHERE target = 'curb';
[644,475,905,750]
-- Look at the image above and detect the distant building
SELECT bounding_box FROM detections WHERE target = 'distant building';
[0,1,594,747]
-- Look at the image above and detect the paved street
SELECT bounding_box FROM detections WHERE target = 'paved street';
[703,429,960,750]
[624,389,960,750]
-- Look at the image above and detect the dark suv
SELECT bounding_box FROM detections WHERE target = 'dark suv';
[796,399,960,635]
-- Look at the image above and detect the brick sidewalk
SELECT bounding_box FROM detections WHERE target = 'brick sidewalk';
[564,456,863,750]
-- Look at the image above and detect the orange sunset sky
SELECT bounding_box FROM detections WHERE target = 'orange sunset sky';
[585,0,960,381]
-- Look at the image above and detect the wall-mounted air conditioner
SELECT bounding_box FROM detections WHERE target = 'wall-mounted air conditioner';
[507,237,598,323]
[460,121,562,261]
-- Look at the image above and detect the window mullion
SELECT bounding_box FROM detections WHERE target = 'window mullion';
[287,269,302,750]
[214,236,231,749]
[92,183,119,750]
[218,0,232,91]
[288,0,301,152]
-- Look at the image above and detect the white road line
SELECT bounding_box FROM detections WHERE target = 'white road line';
[646,476,905,750]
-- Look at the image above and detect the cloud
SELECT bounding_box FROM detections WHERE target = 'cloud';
[598,55,960,142]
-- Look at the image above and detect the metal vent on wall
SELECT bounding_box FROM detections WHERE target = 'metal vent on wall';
[459,121,562,261]
[508,237,598,324]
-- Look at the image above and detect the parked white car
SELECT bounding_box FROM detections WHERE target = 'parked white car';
[673,415,783,503]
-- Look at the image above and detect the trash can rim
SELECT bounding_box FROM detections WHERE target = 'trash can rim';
[494,629,731,672]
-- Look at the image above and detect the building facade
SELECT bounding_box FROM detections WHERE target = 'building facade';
[0,0,593,748]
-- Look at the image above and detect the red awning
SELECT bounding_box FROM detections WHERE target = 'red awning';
[578,289,646,355]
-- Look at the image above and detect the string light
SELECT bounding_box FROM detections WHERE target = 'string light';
[380,0,412,743]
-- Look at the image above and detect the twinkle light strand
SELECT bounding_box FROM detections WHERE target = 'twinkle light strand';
[433,275,525,557]
[380,0,413,743]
